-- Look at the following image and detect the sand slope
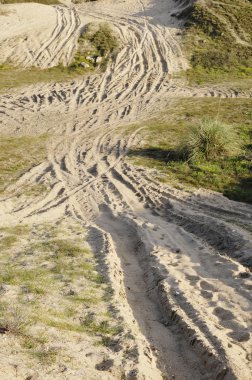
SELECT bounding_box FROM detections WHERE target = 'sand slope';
[0,3,80,68]
[0,0,251,379]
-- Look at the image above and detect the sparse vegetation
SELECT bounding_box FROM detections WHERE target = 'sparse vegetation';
[0,234,17,249]
[0,23,119,91]
[0,64,84,93]
[0,305,27,335]
[0,221,124,367]
[0,134,48,194]
[128,98,252,203]
[69,23,119,72]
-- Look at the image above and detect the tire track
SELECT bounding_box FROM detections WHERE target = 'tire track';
[0,1,252,379]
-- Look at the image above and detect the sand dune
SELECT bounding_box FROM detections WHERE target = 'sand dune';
[0,0,251,379]
[0,3,80,68]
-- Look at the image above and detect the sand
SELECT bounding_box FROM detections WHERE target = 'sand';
[0,3,80,68]
[0,0,251,379]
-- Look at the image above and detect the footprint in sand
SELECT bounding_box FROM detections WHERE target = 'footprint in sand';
[228,330,250,342]
[200,290,213,299]
[185,274,200,285]
[200,280,217,292]
[213,307,234,321]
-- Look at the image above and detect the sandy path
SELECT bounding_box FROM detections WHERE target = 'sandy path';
[0,0,251,379]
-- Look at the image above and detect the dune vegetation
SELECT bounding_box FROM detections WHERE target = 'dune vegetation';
[128,97,252,203]
[0,0,252,378]
[179,0,252,84]
[0,22,119,92]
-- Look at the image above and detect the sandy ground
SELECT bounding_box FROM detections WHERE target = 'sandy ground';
[0,0,252,379]
[0,3,80,68]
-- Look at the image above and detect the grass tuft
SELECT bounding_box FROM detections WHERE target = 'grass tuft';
[180,119,242,161]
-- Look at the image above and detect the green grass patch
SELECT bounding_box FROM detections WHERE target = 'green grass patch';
[0,266,52,288]
[0,64,85,93]
[0,134,48,194]
[127,97,252,203]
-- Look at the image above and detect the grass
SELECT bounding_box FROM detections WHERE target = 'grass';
[0,221,124,366]
[39,314,122,336]
[0,224,30,235]
[0,134,48,194]
[31,347,59,364]
[0,266,51,288]
[179,0,252,84]
[0,65,84,93]
[0,305,27,335]
[127,97,252,203]
[0,235,17,249]
[180,119,242,161]
[69,23,119,72]
[21,334,58,364]
[79,315,122,336]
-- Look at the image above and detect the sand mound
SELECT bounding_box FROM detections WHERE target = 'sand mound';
[0,3,80,68]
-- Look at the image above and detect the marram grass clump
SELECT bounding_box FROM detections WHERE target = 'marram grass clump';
[180,119,242,162]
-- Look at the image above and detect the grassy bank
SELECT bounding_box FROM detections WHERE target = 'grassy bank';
[179,0,252,84]
[127,98,252,203]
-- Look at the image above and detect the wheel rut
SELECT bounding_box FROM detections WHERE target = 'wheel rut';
[96,205,209,380]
